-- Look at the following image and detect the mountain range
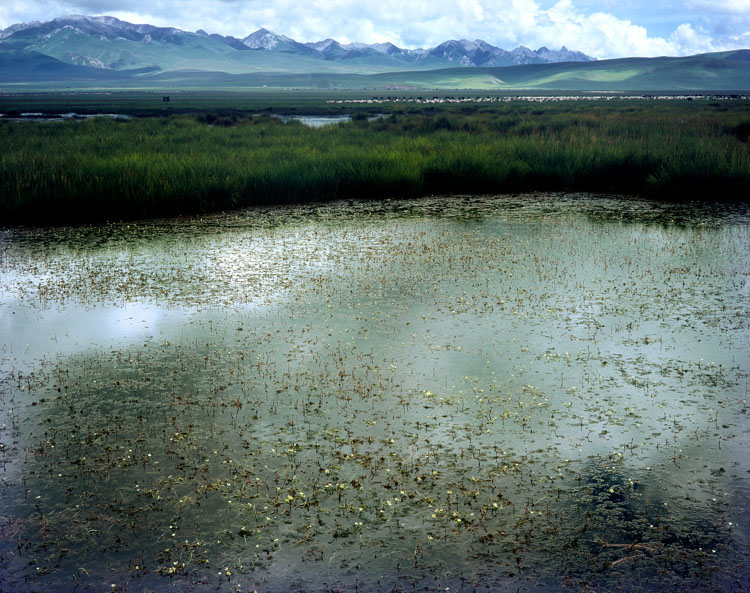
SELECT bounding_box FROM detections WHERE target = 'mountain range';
[0,15,748,91]
[0,15,594,75]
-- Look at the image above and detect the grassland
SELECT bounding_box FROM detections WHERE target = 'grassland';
[1,97,749,224]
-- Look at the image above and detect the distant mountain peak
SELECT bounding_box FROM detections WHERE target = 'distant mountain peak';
[371,42,399,54]
[307,38,340,51]
[0,19,41,39]
[242,28,292,49]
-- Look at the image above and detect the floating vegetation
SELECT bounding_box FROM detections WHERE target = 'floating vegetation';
[0,195,748,592]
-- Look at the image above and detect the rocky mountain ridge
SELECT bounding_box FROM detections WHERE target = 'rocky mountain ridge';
[0,15,595,71]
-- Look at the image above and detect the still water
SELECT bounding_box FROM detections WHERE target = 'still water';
[276,115,384,127]
[0,194,748,592]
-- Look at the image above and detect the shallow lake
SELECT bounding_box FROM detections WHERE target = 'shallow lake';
[0,194,748,592]
[275,114,383,127]
[1,113,132,122]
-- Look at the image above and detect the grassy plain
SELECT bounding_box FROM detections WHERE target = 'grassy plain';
[1,94,749,223]
[0,89,694,115]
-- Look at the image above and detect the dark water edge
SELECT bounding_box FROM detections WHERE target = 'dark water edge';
[0,194,748,593]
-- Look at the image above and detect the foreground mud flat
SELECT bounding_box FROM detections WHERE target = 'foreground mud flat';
[1,194,748,592]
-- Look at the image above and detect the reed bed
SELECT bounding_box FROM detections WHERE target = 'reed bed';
[1,101,748,223]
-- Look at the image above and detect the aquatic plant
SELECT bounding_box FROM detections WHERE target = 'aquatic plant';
[1,100,748,223]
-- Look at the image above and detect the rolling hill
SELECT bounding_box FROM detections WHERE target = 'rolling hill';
[106,50,750,91]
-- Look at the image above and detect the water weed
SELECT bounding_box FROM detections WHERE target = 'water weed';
[0,196,748,592]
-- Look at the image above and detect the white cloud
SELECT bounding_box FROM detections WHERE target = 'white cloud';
[527,1,674,57]
[669,23,717,54]
[1,0,748,58]
[686,0,750,13]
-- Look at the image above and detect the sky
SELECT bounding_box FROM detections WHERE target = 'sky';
[1,0,748,59]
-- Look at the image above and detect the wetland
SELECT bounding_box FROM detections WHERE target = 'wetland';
[0,194,748,592]
[2,98,750,224]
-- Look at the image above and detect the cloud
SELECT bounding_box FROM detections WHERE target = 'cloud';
[686,0,750,13]
[669,23,717,54]
[527,1,675,57]
[1,0,748,58]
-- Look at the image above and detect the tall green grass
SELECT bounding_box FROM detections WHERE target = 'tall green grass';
[1,101,749,224]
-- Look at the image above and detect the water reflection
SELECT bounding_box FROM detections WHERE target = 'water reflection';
[0,194,748,592]
[275,114,384,127]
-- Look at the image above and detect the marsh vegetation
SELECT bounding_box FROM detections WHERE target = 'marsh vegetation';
[1,99,749,223]
[0,195,748,592]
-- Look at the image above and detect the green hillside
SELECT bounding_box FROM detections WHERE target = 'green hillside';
[0,49,144,82]
[135,50,750,90]
[353,51,750,90]
[1,48,748,91]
